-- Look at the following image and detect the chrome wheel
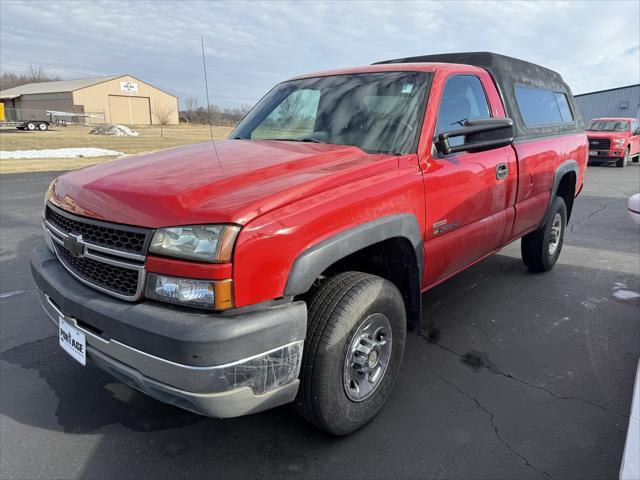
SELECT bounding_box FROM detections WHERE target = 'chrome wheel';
[343,313,393,402]
[548,212,562,256]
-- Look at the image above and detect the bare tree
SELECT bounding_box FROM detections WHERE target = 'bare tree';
[152,105,172,137]
[278,93,303,125]
[27,65,49,83]
[183,97,199,122]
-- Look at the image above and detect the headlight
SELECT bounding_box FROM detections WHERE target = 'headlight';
[43,179,56,214]
[149,225,240,262]
[613,138,626,148]
[146,273,233,310]
[43,180,57,253]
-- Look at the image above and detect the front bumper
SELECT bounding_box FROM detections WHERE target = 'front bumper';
[31,243,307,418]
[588,150,624,163]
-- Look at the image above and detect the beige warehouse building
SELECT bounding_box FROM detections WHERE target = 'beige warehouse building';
[0,75,179,125]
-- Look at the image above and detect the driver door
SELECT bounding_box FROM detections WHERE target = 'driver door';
[423,74,517,287]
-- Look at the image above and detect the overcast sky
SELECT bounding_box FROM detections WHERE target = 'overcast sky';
[1,0,638,108]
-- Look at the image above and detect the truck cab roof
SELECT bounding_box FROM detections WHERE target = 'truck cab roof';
[374,51,584,140]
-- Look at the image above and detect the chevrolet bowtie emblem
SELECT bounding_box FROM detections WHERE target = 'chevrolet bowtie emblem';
[63,233,84,258]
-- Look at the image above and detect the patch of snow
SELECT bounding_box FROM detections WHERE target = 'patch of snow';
[90,124,139,136]
[0,148,124,160]
[613,290,640,300]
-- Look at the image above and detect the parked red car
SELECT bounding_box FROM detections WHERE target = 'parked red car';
[32,52,587,435]
[587,117,640,167]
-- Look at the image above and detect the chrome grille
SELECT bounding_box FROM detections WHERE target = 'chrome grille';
[54,243,141,297]
[44,203,151,301]
[46,205,148,255]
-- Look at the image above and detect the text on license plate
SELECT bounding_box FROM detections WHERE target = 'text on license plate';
[59,316,86,366]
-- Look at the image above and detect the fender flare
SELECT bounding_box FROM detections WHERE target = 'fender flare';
[540,159,578,226]
[284,214,424,297]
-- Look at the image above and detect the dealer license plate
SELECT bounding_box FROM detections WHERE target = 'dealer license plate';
[59,316,86,366]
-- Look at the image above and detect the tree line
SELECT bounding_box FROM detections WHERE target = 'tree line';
[0,65,60,90]
[180,98,252,125]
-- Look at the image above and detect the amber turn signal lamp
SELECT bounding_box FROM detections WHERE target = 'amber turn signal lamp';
[214,280,234,310]
[218,226,241,262]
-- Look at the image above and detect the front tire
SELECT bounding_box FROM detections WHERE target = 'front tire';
[295,272,406,435]
[521,196,567,272]
[617,148,629,167]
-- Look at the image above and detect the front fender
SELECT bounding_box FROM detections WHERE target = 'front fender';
[231,162,427,308]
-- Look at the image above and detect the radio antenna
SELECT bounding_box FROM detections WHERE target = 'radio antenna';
[200,36,222,166]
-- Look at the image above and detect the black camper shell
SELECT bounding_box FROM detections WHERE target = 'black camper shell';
[375,52,584,141]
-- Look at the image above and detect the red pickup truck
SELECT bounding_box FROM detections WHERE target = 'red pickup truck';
[586,117,640,167]
[32,52,587,435]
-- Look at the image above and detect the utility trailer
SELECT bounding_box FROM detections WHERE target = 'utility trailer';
[0,105,105,131]
[0,103,51,131]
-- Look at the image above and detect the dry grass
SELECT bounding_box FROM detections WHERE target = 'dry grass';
[0,124,234,174]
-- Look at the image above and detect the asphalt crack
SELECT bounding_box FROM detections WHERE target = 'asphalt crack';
[428,365,557,480]
[570,203,609,232]
[427,339,629,419]
[0,288,34,299]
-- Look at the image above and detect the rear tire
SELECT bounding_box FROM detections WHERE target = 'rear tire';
[521,196,567,272]
[616,148,629,167]
[295,271,406,436]
[25,121,36,131]
[37,122,49,131]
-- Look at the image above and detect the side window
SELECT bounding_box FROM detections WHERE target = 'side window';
[436,75,491,139]
[632,120,639,134]
[515,85,574,126]
[554,92,574,123]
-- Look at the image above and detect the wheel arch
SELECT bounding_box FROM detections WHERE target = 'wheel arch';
[285,214,424,333]
[543,160,578,226]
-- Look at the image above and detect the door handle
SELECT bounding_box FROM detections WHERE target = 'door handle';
[496,163,508,180]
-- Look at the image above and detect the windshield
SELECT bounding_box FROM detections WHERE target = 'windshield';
[587,120,629,132]
[230,72,430,155]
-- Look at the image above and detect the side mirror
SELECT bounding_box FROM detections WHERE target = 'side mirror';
[435,117,515,155]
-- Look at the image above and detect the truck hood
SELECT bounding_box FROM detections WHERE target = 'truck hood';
[49,140,397,227]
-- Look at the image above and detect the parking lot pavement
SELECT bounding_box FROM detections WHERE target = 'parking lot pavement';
[1,164,639,480]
